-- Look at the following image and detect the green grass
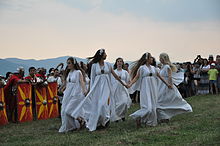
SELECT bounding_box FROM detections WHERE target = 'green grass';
[0,94,220,146]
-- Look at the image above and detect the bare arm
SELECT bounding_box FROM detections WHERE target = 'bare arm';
[111,68,127,87]
[201,65,210,72]
[79,72,87,96]
[58,80,66,93]
[127,70,140,88]
[167,67,173,87]
[157,73,172,88]
[56,63,64,70]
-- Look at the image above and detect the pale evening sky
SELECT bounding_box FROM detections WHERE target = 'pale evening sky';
[0,0,220,62]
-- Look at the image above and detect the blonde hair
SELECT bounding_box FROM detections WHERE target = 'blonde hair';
[159,53,177,72]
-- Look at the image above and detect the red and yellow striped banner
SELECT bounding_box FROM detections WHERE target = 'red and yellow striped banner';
[47,82,59,118]
[35,86,49,120]
[0,87,8,126]
[17,83,33,122]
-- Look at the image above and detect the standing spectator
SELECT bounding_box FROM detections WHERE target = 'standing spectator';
[0,75,6,86]
[36,68,47,83]
[208,63,219,94]
[48,68,63,117]
[4,67,26,122]
[124,63,130,73]
[54,63,65,118]
[215,55,220,91]
[198,59,210,95]
[47,69,62,87]
[208,55,215,65]
[5,72,12,83]
[192,62,201,95]
[177,63,186,98]
[25,67,37,120]
[194,55,201,64]
[47,68,55,78]
[184,62,194,97]
[25,67,37,84]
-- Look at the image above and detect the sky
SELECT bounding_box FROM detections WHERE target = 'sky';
[0,0,220,62]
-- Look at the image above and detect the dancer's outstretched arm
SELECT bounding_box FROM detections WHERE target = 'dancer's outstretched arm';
[111,68,128,88]
[127,70,140,88]
[79,72,87,96]
[157,73,172,89]
[167,67,173,88]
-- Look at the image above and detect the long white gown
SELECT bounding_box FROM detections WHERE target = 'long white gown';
[83,75,91,120]
[59,70,85,132]
[129,65,158,126]
[110,69,132,121]
[71,62,113,131]
[157,65,193,121]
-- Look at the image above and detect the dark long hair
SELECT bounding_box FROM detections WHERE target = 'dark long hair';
[80,61,88,74]
[130,53,150,79]
[64,57,81,80]
[87,49,105,78]
[79,61,88,82]
[202,58,208,66]
[151,57,156,67]
[113,57,124,70]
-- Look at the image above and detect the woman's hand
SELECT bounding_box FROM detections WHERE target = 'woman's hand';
[167,84,173,89]
[83,90,88,96]
[124,84,129,89]
[127,83,132,88]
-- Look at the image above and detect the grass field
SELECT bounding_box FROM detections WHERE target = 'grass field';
[0,94,220,146]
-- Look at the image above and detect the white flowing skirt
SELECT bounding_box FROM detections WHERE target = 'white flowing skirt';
[111,82,131,121]
[71,75,111,131]
[157,79,193,120]
[130,76,158,126]
[59,83,84,132]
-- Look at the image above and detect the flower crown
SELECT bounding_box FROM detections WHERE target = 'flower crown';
[99,48,105,55]
[145,52,149,60]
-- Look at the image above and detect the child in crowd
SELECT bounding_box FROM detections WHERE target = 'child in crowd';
[208,63,219,94]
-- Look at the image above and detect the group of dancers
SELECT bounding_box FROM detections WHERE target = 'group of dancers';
[59,49,193,132]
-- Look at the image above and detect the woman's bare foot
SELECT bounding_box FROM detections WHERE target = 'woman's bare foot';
[136,118,142,128]
[77,117,85,129]
[160,119,170,123]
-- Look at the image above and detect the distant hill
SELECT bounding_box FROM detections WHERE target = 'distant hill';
[0,56,133,76]
[0,59,29,76]
[0,56,88,76]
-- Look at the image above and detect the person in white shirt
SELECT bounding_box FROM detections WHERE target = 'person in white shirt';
[47,69,62,87]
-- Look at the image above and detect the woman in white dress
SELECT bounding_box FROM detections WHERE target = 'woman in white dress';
[157,53,193,123]
[72,49,127,131]
[110,58,132,122]
[59,57,87,133]
[128,53,170,128]
[79,61,91,120]
[79,61,90,91]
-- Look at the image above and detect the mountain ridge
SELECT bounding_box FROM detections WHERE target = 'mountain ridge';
[0,56,87,76]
